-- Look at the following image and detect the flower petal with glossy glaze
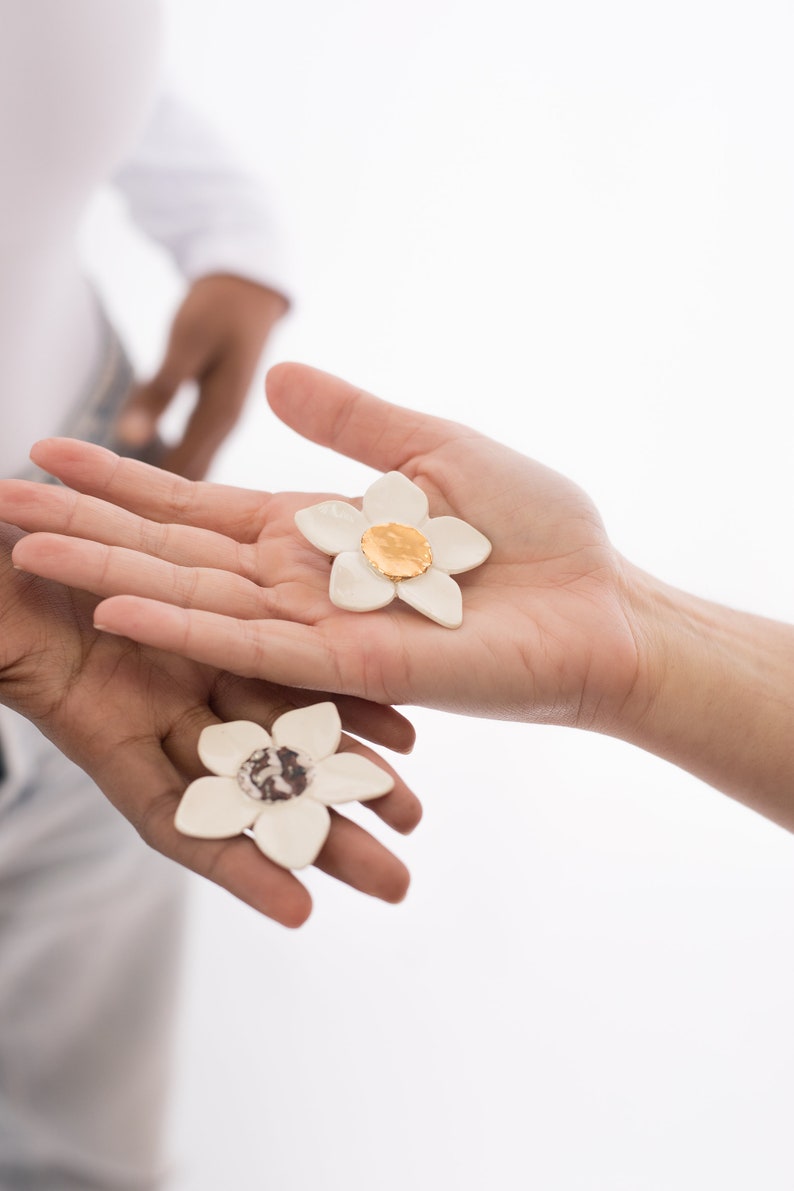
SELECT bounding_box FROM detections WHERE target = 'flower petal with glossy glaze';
[198,720,271,776]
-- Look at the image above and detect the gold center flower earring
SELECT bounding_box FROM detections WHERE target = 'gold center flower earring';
[295,471,491,628]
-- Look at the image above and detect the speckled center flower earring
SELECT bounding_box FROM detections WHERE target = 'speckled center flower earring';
[175,703,394,870]
[295,471,491,628]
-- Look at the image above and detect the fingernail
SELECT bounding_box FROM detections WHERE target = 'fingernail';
[93,621,122,636]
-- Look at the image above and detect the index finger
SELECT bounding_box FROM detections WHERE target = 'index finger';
[0,478,248,573]
[28,437,271,540]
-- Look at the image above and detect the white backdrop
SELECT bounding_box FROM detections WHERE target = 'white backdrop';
[82,2,794,1188]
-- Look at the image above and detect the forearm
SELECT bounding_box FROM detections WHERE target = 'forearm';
[617,563,794,829]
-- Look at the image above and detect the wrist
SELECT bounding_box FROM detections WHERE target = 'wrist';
[613,561,794,827]
[193,273,289,317]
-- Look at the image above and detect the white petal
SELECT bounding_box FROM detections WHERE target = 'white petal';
[272,701,342,762]
[295,500,367,555]
[175,776,260,838]
[363,471,429,527]
[252,798,331,870]
[424,516,492,574]
[311,752,395,805]
[330,551,395,612]
[198,720,272,776]
[397,568,463,628]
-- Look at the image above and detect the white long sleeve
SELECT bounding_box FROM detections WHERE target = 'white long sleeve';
[111,92,291,302]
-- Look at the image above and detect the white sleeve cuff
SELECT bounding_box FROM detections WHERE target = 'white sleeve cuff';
[111,91,293,303]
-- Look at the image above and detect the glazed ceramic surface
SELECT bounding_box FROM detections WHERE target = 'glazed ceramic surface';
[175,703,394,869]
[295,471,491,628]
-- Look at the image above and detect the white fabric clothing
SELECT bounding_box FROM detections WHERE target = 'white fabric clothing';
[0,714,185,1191]
[112,91,291,299]
[0,0,163,480]
[0,2,290,1187]
[0,0,289,480]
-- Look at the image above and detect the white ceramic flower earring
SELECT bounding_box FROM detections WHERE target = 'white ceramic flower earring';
[175,702,394,870]
[295,471,491,628]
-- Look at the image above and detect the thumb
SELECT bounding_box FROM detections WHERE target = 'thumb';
[116,336,203,447]
[265,362,456,473]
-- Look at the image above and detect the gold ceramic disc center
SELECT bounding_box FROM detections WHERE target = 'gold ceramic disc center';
[361,523,433,581]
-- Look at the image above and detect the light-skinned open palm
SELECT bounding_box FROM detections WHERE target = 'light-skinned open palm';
[0,363,643,736]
